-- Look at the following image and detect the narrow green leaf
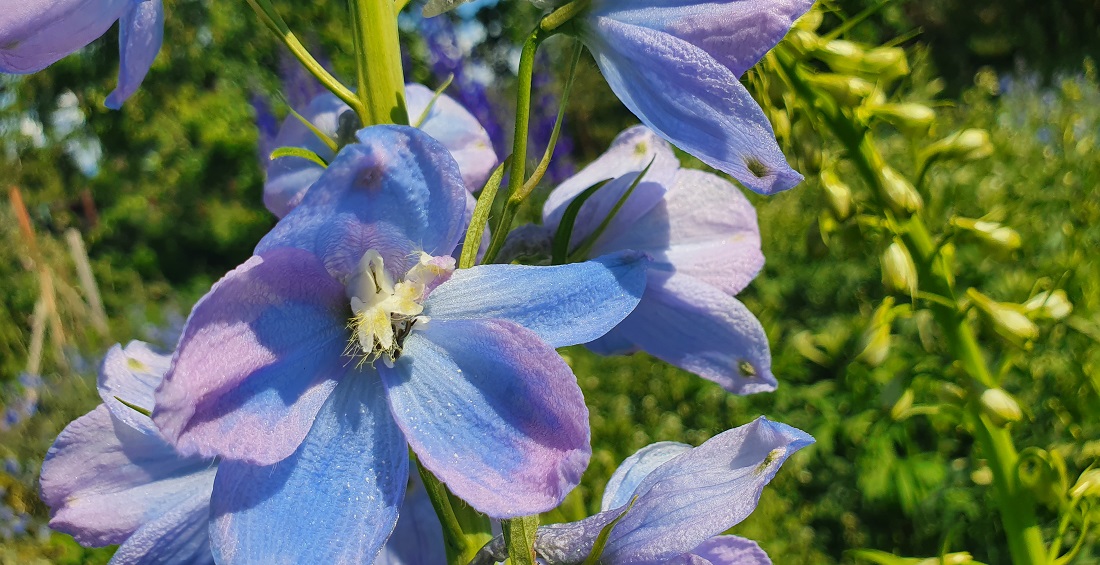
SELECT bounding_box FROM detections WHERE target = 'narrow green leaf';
[502,516,539,565]
[459,157,510,269]
[563,156,656,264]
[550,179,610,265]
[114,396,152,417]
[581,497,636,565]
[413,74,455,128]
[270,146,329,169]
[288,108,340,154]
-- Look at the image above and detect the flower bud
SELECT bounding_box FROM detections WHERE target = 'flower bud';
[951,217,1021,252]
[785,29,820,55]
[865,103,936,136]
[916,553,974,565]
[857,298,896,367]
[1024,290,1073,320]
[815,40,865,72]
[794,9,823,32]
[967,288,1040,342]
[860,47,909,82]
[1071,469,1100,499]
[880,166,923,215]
[980,387,1023,427]
[889,389,914,421]
[820,169,853,221]
[923,129,994,162]
[881,241,918,296]
[807,74,877,107]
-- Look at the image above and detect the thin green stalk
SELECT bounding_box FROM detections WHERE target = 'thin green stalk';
[246,0,362,116]
[515,40,583,202]
[348,0,408,126]
[416,459,493,565]
[541,0,590,32]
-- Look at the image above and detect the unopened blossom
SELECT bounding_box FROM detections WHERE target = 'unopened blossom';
[541,126,775,394]
[474,417,814,564]
[152,125,647,563]
[264,84,498,218]
[0,0,165,108]
[573,0,813,194]
[40,341,217,564]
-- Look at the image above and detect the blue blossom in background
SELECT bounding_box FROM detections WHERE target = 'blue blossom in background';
[0,0,165,108]
[475,417,813,564]
[542,126,775,394]
[0,372,41,431]
[574,0,812,194]
[151,125,647,563]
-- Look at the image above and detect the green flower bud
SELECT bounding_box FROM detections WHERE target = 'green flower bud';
[951,217,1022,252]
[881,241,918,296]
[923,129,994,162]
[1071,469,1100,499]
[794,9,823,32]
[865,103,936,136]
[1024,290,1073,320]
[980,387,1023,427]
[880,166,923,215]
[916,553,974,565]
[820,168,853,221]
[889,389,915,421]
[807,74,877,107]
[967,288,1040,342]
[857,297,896,367]
[815,39,865,72]
[860,47,909,82]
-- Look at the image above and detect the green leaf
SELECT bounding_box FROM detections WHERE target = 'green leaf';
[559,156,656,264]
[550,179,611,265]
[269,146,329,169]
[422,0,475,17]
[412,74,455,128]
[502,516,538,565]
[114,396,151,417]
[581,497,636,565]
[287,107,340,154]
[459,157,510,269]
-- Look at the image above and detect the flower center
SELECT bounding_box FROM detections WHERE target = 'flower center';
[346,250,454,367]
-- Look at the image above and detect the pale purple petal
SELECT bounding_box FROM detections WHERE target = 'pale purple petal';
[41,406,216,553]
[543,125,679,227]
[422,251,647,348]
[0,0,129,73]
[376,475,447,565]
[407,83,499,193]
[664,554,713,565]
[263,93,347,218]
[602,418,813,563]
[381,319,589,517]
[210,374,407,565]
[98,340,171,435]
[594,169,763,295]
[689,536,771,565]
[584,330,638,356]
[592,0,814,77]
[581,19,801,194]
[153,248,351,466]
[256,125,468,281]
[104,0,164,109]
[609,272,775,395]
[109,489,214,565]
[561,172,668,254]
[601,441,692,511]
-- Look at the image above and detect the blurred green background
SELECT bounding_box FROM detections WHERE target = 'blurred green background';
[1,0,1098,563]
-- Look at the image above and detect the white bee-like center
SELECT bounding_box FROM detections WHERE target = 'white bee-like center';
[346,250,453,366]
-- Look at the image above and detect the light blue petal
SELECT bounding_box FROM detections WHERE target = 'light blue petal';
[543,125,679,228]
[256,125,468,281]
[688,536,771,565]
[582,19,801,194]
[407,83,499,193]
[583,328,638,356]
[603,418,813,563]
[0,0,130,73]
[601,441,692,512]
[376,474,446,565]
[210,374,408,565]
[610,272,776,395]
[153,248,350,466]
[381,319,589,517]
[41,406,216,554]
[98,340,170,435]
[592,169,763,296]
[422,251,648,348]
[591,0,815,77]
[105,0,164,109]
[264,93,347,218]
[109,488,214,565]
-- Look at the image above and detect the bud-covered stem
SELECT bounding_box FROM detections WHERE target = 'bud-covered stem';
[348,0,407,126]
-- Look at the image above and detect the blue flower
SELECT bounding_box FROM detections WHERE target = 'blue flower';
[476,417,813,564]
[574,0,813,194]
[152,125,647,563]
[542,126,775,394]
[0,0,165,108]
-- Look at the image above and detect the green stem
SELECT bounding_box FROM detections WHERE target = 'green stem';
[416,460,493,565]
[541,0,590,32]
[348,0,408,126]
[246,0,362,116]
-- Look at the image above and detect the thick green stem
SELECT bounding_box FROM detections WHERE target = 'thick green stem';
[348,0,407,126]
[773,49,1048,564]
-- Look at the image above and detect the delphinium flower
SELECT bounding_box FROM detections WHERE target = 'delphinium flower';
[40,341,218,563]
[264,84,498,218]
[535,126,774,394]
[566,0,813,194]
[0,0,165,108]
[474,417,814,564]
[151,125,648,562]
